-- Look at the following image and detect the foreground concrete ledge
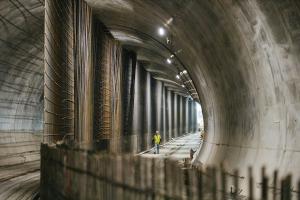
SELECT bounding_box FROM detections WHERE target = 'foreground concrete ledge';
[40,144,158,200]
[40,144,198,200]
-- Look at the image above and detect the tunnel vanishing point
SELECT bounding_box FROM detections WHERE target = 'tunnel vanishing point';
[1,0,300,199]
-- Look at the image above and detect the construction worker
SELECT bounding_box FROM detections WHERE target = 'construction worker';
[153,130,161,154]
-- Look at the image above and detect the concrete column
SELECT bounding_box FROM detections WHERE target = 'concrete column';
[150,77,156,137]
[44,0,75,143]
[173,93,178,137]
[193,101,198,132]
[179,95,183,136]
[185,98,189,134]
[122,50,136,138]
[190,101,195,133]
[132,62,147,152]
[162,86,167,142]
[155,81,163,136]
[188,100,192,133]
[73,0,94,144]
[167,90,172,140]
[93,22,123,152]
[181,96,186,135]
[145,72,152,149]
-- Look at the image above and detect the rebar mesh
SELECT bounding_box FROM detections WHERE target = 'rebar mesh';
[44,0,75,143]
[93,22,123,143]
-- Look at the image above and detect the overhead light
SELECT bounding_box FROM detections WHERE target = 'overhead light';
[183,70,187,74]
[166,17,173,25]
[170,54,174,58]
[158,27,166,36]
[166,58,172,64]
[176,75,180,79]
[181,85,185,88]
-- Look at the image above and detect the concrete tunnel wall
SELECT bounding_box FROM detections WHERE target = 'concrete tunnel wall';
[186,1,300,184]
[1,0,300,193]
[0,0,44,167]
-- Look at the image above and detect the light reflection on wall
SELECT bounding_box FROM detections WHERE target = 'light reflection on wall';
[196,103,204,129]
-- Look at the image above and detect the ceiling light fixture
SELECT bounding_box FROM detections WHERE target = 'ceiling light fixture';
[158,27,166,36]
[183,70,187,74]
[166,58,172,64]
[181,85,185,88]
[176,75,180,79]
[166,17,173,25]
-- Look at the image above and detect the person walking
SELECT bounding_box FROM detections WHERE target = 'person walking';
[153,131,161,154]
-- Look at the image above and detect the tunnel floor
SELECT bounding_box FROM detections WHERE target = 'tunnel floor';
[141,133,202,162]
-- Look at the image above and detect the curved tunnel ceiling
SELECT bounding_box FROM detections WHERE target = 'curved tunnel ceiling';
[1,0,300,185]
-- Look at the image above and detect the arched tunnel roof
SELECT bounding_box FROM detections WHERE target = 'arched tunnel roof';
[1,0,300,182]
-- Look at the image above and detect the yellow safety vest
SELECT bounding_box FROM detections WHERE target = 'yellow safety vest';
[154,134,161,144]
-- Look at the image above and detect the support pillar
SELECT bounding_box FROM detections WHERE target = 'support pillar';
[132,62,146,152]
[155,81,163,136]
[184,98,189,134]
[93,23,123,152]
[179,95,183,136]
[145,72,152,149]
[74,0,93,144]
[122,50,136,139]
[167,90,172,140]
[173,93,178,137]
[193,101,198,132]
[162,86,167,143]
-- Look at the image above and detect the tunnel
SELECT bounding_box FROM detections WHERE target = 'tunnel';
[0,0,300,199]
